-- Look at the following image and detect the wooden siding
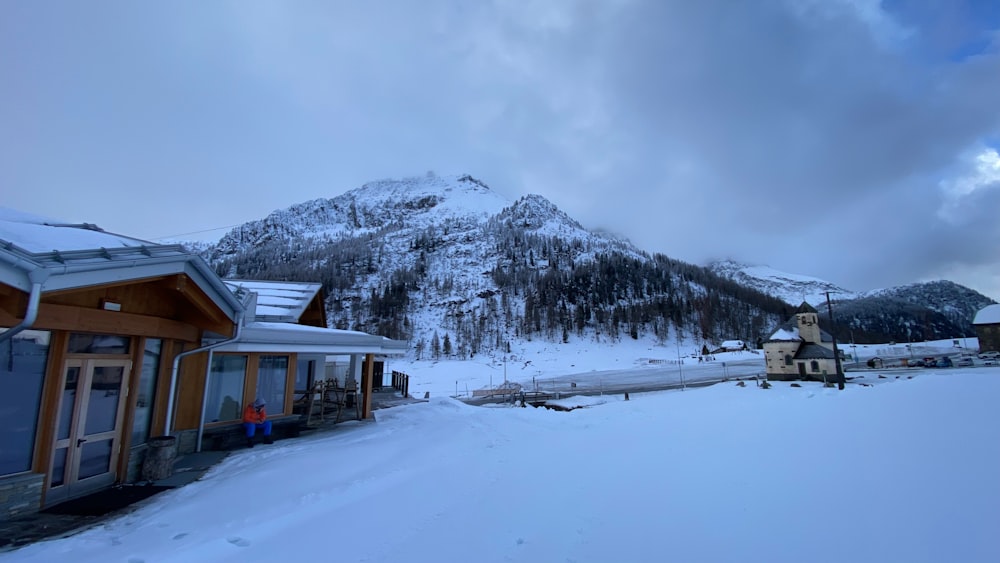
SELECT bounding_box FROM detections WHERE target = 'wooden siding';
[32,331,68,506]
[174,351,210,431]
[0,274,231,342]
[298,289,328,328]
[174,352,299,431]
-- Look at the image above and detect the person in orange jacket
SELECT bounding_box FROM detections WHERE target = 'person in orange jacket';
[242,398,273,447]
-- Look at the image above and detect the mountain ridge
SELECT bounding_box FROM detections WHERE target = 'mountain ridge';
[199,174,990,352]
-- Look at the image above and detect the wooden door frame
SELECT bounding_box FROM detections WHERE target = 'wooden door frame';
[46,358,132,503]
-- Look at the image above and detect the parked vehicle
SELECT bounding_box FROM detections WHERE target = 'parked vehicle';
[936,357,953,368]
[907,359,925,367]
[956,357,974,367]
[978,351,1000,360]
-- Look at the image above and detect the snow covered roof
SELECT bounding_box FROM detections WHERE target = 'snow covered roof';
[0,206,155,253]
[0,208,242,320]
[767,315,833,343]
[795,344,836,360]
[224,279,323,323]
[212,321,407,355]
[973,304,1000,325]
[720,340,745,348]
[769,328,800,341]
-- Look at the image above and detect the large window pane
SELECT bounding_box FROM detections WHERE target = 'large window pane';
[51,447,68,487]
[57,367,79,441]
[0,329,50,476]
[295,359,314,393]
[131,339,161,446]
[206,355,247,423]
[78,440,112,480]
[84,366,124,434]
[257,356,288,416]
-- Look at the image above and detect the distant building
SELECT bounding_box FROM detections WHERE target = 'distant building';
[973,304,1000,353]
[718,340,747,352]
[764,303,839,381]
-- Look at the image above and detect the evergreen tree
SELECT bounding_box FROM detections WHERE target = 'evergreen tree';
[431,331,441,360]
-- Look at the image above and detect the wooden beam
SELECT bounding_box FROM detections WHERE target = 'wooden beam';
[42,275,173,297]
[34,331,69,505]
[171,275,235,337]
[361,353,374,419]
[26,303,202,342]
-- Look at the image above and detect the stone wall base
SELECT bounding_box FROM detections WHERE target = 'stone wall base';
[0,473,44,521]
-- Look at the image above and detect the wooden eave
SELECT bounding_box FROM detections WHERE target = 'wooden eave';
[298,288,328,328]
[0,273,235,341]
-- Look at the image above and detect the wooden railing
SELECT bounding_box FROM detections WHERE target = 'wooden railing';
[391,370,410,398]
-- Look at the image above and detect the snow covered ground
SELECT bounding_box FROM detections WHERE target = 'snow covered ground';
[4,360,999,562]
[391,335,981,398]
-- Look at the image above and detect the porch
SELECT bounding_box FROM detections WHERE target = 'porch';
[0,387,423,551]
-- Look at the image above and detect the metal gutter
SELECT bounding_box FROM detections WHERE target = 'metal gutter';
[163,310,245,437]
[0,269,49,346]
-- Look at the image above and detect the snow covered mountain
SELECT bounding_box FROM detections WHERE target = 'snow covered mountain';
[707,259,856,306]
[200,174,990,352]
[708,260,995,342]
[202,174,790,354]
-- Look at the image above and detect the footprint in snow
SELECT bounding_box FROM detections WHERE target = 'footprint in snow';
[172,532,189,540]
[227,536,251,547]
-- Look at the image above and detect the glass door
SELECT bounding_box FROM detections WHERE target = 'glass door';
[47,359,131,504]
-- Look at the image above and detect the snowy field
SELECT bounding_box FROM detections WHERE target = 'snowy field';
[4,363,999,563]
[391,336,982,398]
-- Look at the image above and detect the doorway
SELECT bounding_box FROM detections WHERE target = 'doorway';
[47,358,131,505]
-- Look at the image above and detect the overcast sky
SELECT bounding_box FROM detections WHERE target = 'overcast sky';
[2,1,999,299]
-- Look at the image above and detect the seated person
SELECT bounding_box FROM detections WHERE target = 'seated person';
[242,398,273,447]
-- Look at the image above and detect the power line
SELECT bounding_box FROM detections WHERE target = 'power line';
[150,223,243,241]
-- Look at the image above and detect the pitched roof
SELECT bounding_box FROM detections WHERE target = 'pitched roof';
[794,344,836,360]
[224,280,323,323]
[0,210,242,321]
[973,304,1000,325]
[796,301,818,314]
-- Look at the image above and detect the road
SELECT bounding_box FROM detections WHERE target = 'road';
[463,355,767,405]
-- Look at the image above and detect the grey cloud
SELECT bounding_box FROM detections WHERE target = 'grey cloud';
[3,0,998,298]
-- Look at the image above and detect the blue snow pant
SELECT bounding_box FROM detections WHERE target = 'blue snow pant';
[244,420,272,438]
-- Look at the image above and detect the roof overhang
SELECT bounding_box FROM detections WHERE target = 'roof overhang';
[211,322,408,356]
[0,242,243,324]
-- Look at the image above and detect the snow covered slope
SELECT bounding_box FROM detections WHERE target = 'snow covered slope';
[708,259,856,306]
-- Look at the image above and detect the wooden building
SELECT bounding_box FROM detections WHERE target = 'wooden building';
[973,304,1000,354]
[0,211,405,518]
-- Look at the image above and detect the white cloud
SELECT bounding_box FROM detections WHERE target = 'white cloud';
[939,147,1000,224]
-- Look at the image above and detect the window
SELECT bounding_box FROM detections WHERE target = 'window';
[810,360,820,372]
[784,354,793,366]
[68,333,130,354]
[0,329,50,476]
[206,355,247,423]
[257,356,288,416]
[295,359,315,393]
[131,339,161,446]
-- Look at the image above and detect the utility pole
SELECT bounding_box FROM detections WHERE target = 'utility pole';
[676,330,686,391]
[825,291,844,390]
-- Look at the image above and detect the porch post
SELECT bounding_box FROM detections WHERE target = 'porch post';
[361,353,374,419]
[348,354,361,385]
